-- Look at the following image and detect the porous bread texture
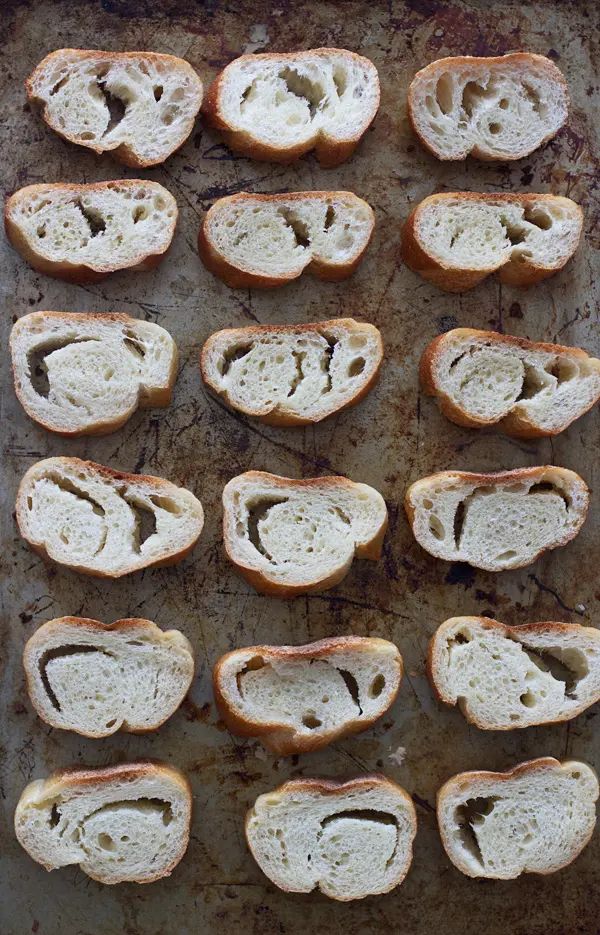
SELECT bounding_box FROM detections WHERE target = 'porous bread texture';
[203,49,380,166]
[201,318,382,425]
[404,465,588,571]
[5,181,177,282]
[27,49,203,166]
[11,311,178,436]
[408,53,569,161]
[222,471,388,597]
[198,192,374,287]
[16,457,204,577]
[213,637,403,754]
[437,758,598,879]
[429,616,600,729]
[421,328,600,437]
[14,762,191,883]
[24,616,195,737]
[401,193,582,292]
[245,775,417,900]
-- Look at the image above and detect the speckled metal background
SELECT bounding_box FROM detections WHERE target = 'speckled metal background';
[1,1,599,933]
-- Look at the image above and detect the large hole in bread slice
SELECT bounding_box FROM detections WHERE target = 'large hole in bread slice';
[39,644,113,711]
[520,645,588,700]
[26,337,100,398]
[246,498,288,560]
[126,498,158,552]
[76,200,106,238]
[318,809,400,871]
[455,796,499,865]
[96,78,127,136]
[278,209,311,248]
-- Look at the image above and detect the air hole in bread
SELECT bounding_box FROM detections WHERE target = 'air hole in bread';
[76,200,106,238]
[49,803,61,828]
[132,206,148,223]
[348,357,365,377]
[278,67,326,118]
[453,500,466,546]
[435,74,454,115]
[39,644,110,711]
[154,85,163,102]
[338,668,362,713]
[96,80,127,136]
[495,549,517,562]
[519,688,537,707]
[287,350,306,397]
[461,80,499,119]
[126,498,158,552]
[37,226,46,239]
[429,514,445,540]
[49,74,69,96]
[332,67,348,97]
[149,495,182,515]
[523,206,553,230]
[451,631,471,645]
[278,209,310,248]
[455,796,499,864]
[522,83,541,114]
[321,808,397,829]
[47,474,106,519]
[220,343,252,377]
[528,481,570,508]
[489,122,502,135]
[122,334,147,360]
[521,645,586,698]
[26,337,100,399]
[369,674,386,698]
[247,498,288,558]
[161,105,179,126]
[324,205,336,230]
[302,713,322,729]
[499,98,509,110]
[546,358,578,384]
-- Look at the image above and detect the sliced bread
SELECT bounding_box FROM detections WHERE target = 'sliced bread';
[429,616,600,729]
[404,465,588,571]
[437,757,598,879]
[401,192,582,292]
[23,616,195,737]
[213,636,402,754]
[408,53,569,161]
[11,311,178,436]
[202,49,380,167]
[198,191,374,287]
[420,328,600,437]
[245,775,417,900]
[222,471,388,597]
[16,457,204,577]
[5,181,177,282]
[201,318,382,425]
[14,762,191,883]
[26,50,203,167]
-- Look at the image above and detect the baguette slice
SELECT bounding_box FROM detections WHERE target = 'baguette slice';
[223,471,388,597]
[404,465,588,571]
[16,457,204,578]
[15,762,191,883]
[420,328,600,438]
[401,192,582,292]
[213,637,402,754]
[24,616,195,737]
[5,181,177,282]
[437,757,598,879]
[202,49,380,167]
[408,53,569,161]
[201,318,382,426]
[198,191,374,287]
[429,616,600,729]
[26,50,203,167]
[246,775,417,900]
[11,311,178,436]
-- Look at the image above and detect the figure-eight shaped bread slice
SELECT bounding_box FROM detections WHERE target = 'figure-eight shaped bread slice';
[246,775,417,900]
[223,471,388,597]
[11,311,178,436]
[437,757,598,879]
[429,616,600,730]
[24,616,195,737]
[213,637,402,754]
[16,457,204,577]
[405,466,588,571]
[15,762,192,883]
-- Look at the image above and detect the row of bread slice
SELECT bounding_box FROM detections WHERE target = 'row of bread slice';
[4,183,584,291]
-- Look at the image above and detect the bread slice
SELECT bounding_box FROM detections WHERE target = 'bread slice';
[404,465,588,571]
[198,192,374,287]
[437,757,598,879]
[5,181,177,282]
[16,457,204,577]
[420,328,600,438]
[11,311,178,436]
[23,616,195,737]
[26,50,203,167]
[245,775,417,899]
[222,471,388,597]
[408,53,569,161]
[202,49,380,167]
[14,762,191,883]
[213,637,402,754]
[429,616,600,730]
[201,318,382,426]
[401,192,582,292]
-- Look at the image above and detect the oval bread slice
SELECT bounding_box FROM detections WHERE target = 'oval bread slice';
[15,762,192,883]
[11,311,178,436]
[408,53,569,161]
[24,616,195,737]
[429,616,600,729]
[404,465,589,571]
[16,457,204,577]
[401,192,582,292]
[223,471,388,597]
[213,636,402,754]
[437,757,598,879]
[26,50,203,167]
[5,181,177,282]
[201,318,382,425]
[246,775,417,900]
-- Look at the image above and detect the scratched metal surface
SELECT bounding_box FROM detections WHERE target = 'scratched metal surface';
[0,1,599,933]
